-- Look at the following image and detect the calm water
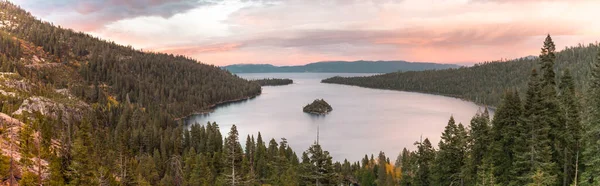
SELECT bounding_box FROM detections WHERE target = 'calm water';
[186,73,487,162]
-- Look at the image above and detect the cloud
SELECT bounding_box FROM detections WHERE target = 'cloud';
[14,0,217,31]
[152,43,244,55]
[12,0,600,65]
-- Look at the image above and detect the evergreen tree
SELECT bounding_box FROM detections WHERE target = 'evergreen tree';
[538,34,566,183]
[581,49,600,185]
[539,35,557,89]
[67,118,98,185]
[559,69,582,186]
[468,108,491,185]
[224,125,243,185]
[254,132,268,184]
[434,116,468,186]
[47,155,66,185]
[414,138,434,186]
[490,90,523,185]
[514,69,557,185]
[244,135,257,184]
[434,117,460,185]
[476,155,497,186]
[0,154,10,181]
[399,148,414,186]
[302,143,337,186]
[377,151,388,185]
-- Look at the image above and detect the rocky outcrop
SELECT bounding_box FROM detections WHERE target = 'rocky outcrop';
[1,112,27,184]
[0,73,30,93]
[0,89,15,97]
[12,96,89,123]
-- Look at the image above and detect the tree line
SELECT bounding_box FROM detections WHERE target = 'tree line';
[322,42,598,107]
[250,78,293,86]
[4,34,599,186]
[2,0,600,185]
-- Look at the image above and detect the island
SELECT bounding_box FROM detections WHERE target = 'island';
[251,78,293,86]
[303,99,333,114]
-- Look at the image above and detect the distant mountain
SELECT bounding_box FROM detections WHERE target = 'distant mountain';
[223,60,460,73]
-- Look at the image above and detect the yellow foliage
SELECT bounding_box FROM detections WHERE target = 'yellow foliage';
[107,95,119,108]
[385,163,402,180]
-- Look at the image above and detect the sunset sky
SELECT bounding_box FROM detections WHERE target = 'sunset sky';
[11,0,600,66]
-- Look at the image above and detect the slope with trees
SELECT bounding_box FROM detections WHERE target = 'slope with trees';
[2,1,600,186]
[323,42,598,106]
[0,1,261,118]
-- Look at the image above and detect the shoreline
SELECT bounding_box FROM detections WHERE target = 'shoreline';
[303,111,331,115]
[321,81,497,111]
[174,92,261,121]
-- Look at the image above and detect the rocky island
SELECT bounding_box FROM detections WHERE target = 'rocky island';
[303,99,333,114]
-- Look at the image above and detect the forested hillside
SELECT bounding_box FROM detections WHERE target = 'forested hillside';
[224,60,459,73]
[323,42,598,106]
[1,1,600,186]
[0,2,261,118]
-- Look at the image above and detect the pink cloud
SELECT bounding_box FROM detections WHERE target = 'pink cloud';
[16,0,600,66]
[151,43,245,55]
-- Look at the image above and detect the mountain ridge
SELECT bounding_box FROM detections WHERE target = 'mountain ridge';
[224,60,460,73]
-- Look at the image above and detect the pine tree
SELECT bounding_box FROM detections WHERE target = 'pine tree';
[377,151,388,185]
[538,34,566,183]
[434,116,468,186]
[468,108,491,184]
[476,155,497,186]
[47,155,66,185]
[224,125,243,185]
[581,48,600,185]
[18,119,36,173]
[490,90,523,185]
[302,143,337,186]
[514,69,557,185]
[414,138,435,186]
[0,154,10,180]
[267,138,279,182]
[559,69,582,186]
[254,132,268,183]
[456,122,469,186]
[67,118,98,185]
[244,135,257,184]
[399,148,414,186]
[539,35,557,89]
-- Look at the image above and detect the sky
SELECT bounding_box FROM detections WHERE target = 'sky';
[10,0,600,66]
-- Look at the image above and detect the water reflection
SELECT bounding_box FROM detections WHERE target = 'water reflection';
[186,73,488,162]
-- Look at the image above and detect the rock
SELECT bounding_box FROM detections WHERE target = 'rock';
[0,89,16,97]
[12,96,89,123]
[0,112,50,181]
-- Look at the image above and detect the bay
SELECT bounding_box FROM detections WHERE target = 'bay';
[186,73,487,162]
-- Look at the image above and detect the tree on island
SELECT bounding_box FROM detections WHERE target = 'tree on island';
[303,99,333,114]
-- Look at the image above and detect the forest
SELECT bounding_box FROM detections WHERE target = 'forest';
[322,42,598,106]
[250,78,293,86]
[0,1,261,118]
[1,1,600,186]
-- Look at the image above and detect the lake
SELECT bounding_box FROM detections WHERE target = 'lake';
[186,73,487,162]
